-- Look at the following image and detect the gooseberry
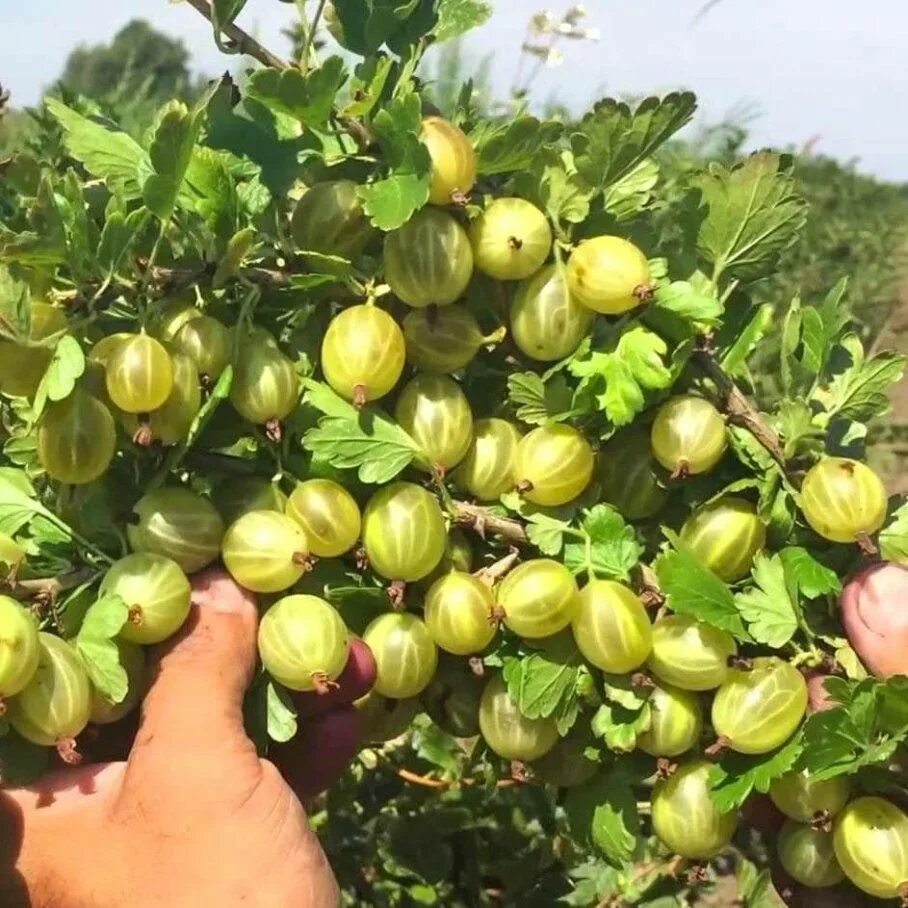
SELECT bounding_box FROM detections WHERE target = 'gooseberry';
[402,305,486,374]
[680,496,767,582]
[770,770,851,824]
[290,179,375,266]
[637,682,703,757]
[105,334,174,413]
[711,657,808,754]
[285,479,361,558]
[571,580,652,673]
[230,332,299,426]
[362,612,438,699]
[651,395,727,476]
[37,389,116,485]
[800,457,888,544]
[514,423,594,506]
[127,486,224,574]
[258,594,350,692]
[421,116,477,206]
[453,417,522,502]
[321,304,405,404]
[394,373,474,473]
[647,614,737,691]
[651,760,738,859]
[566,236,651,315]
[778,821,845,888]
[101,552,192,645]
[598,429,668,520]
[470,198,553,281]
[361,482,446,582]
[172,315,232,380]
[510,264,593,362]
[383,208,473,308]
[0,595,40,700]
[221,510,310,593]
[496,559,579,639]
[424,571,496,655]
[478,673,558,762]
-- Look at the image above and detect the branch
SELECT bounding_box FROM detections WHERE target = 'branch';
[145,263,295,291]
[0,568,97,604]
[453,501,528,545]
[395,767,522,790]
[692,344,787,471]
[183,0,289,70]
[474,548,520,585]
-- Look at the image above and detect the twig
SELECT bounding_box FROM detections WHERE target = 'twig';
[145,263,295,290]
[474,548,520,585]
[453,501,528,545]
[692,343,787,471]
[0,568,97,603]
[183,0,289,69]
[395,768,522,790]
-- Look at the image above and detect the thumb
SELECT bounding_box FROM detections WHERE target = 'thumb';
[128,567,260,767]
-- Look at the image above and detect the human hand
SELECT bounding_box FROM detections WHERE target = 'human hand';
[0,568,375,908]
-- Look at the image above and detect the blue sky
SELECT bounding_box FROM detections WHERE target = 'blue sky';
[3,0,907,182]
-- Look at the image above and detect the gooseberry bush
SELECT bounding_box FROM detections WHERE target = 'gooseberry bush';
[2,1,908,905]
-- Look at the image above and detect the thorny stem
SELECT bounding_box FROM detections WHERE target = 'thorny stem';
[183,0,289,69]
[453,501,527,545]
[692,340,787,473]
[474,548,520,585]
[0,568,97,603]
[395,767,523,791]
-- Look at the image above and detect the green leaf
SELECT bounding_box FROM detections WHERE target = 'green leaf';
[564,505,643,581]
[76,637,128,705]
[78,594,129,640]
[503,632,584,731]
[881,501,908,566]
[571,93,696,192]
[0,266,31,339]
[143,99,204,221]
[246,58,347,128]
[565,771,640,867]
[359,173,430,230]
[778,546,841,599]
[44,97,145,197]
[698,152,808,284]
[602,158,660,221]
[433,0,492,41]
[266,680,298,743]
[592,701,651,753]
[506,372,575,426]
[212,227,257,288]
[330,0,437,55]
[653,280,722,325]
[302,380,418,484]
[472,117,563,176]
[734,553,798,648]
[720,303,773,377]
[211,0,248,48]
[523,512,570,556]
[709,732,804,812]
[97,208,149,278]
[654,531,750,639]
[343,56,394,119]
[821,347,905,422]
[569,326,672,427]
[799,678,908,781]
[31,335,85,420]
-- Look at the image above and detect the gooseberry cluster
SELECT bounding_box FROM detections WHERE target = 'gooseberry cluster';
[1,67,906,905]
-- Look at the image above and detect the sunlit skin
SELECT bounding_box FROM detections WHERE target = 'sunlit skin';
[0,569,374,908]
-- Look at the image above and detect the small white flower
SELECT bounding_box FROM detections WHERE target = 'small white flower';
[565,4,587,25]
[545,47,565,67]
[530,11,556,33]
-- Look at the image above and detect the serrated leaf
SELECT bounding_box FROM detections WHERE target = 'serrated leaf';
[245,58,347,128]
[143,100,201,221]
[266,680,298,743]
[343,56,394,118]
[564,505,642,581]
[44,97,145,197]
[734,552,798,648]
[302,381,418,484]
[568,325,671,427]
[571,92,696,192]
[822,348,905,422]
[506,371,575,426]
[778,546,841,598]
[97,208,149,278]
[602,158,660,221]
[503,632,583,724]
[433,0,492,41]
[698,152,807,283]
[564,771,640,867]
[473,117,563,176]
[0,266,31,340]
[709,732,803,812]
[359,173,430,230]
[592,701,651,753]
[524,512,570,556]
[653,280,722,325]
[654,531,750,639]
